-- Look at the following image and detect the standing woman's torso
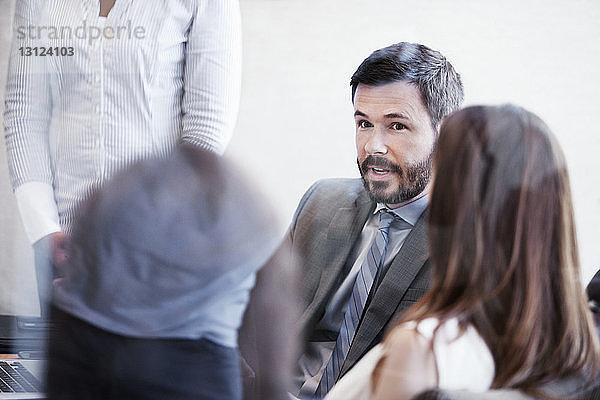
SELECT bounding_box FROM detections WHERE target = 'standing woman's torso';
[33,0,199,227]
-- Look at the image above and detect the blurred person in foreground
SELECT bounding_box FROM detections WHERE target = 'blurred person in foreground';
[325,104,600,399]
[268,42,464,399]
[4,0,241,318]
[46,145,282,400]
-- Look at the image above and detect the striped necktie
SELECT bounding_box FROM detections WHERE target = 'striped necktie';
[316,210,396,396]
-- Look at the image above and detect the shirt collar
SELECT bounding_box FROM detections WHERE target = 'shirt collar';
[374,194,429,226]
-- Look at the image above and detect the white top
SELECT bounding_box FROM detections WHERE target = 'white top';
[325,317,495,400]
[4,0,242,242]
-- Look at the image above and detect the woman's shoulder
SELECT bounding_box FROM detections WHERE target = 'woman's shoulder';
[414,317,495,391]
[402,316,476,343]
[385,317,495,392]
[386,317,444,342]
[382,321,435,371]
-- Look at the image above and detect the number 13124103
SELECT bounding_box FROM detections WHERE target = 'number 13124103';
[19,47,74,56]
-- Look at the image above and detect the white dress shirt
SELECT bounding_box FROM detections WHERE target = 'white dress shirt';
[4,0,242,242]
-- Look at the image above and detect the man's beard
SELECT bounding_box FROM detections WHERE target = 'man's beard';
[358,154,432,205]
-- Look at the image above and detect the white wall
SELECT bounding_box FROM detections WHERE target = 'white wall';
[229,0,600,284]
[1,0,599,315]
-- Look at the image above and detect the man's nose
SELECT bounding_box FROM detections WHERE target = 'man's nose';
[364,128,387,155]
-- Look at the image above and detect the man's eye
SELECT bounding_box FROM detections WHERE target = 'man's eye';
[358,120,372,129]
[390,122,407,131]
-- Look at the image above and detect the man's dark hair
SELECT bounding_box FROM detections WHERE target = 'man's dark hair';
[350,42,464,128]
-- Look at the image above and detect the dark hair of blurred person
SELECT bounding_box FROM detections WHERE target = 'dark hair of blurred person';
[46,144,283,400]
[399,104,600,396]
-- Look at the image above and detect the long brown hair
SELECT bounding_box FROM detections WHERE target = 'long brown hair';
[402,104,600,393]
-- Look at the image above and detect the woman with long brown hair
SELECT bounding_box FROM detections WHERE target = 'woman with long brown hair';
[326,104,600,399]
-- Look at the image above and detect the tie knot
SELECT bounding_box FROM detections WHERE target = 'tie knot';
[378,209,412,231]
[378,210,396,229]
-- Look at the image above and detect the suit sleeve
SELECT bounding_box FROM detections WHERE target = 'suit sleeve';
[289,180,323,241]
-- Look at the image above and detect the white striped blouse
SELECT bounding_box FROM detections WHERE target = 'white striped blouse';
[4,0,242,241]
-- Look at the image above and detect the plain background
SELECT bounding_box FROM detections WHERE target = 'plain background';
[1,0,599,315]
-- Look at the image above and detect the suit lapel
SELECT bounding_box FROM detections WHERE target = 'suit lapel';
[299,189,375,329]
[341,209,429,375]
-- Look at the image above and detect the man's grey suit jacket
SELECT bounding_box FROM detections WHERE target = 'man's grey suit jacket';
[290,178,431,379]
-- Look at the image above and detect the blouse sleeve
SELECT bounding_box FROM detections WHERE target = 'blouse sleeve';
[15,182,61,243]
[179,0,242,155]
[4,0,54,189]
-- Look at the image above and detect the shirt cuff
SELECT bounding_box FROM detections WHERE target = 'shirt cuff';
[14,182,61,244]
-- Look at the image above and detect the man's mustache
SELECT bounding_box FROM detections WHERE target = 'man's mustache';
[360,155,403,176]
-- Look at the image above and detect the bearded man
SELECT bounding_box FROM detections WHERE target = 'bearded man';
[240,42,464,399]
